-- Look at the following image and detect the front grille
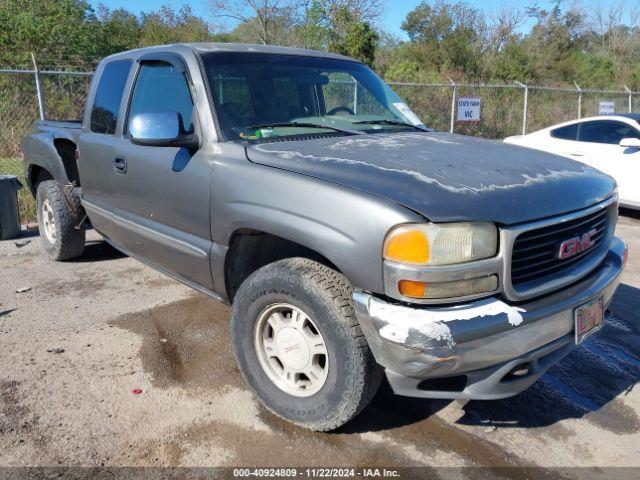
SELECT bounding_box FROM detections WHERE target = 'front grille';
[510,207,609,288]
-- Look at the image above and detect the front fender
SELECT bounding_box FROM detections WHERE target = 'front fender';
[211,145,424,294]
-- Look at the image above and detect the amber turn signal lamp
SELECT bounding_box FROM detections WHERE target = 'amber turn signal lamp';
[384,228,430,264]
[398,280,428,298]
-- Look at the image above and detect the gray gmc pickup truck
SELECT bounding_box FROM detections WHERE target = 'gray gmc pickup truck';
[22,43,628,431]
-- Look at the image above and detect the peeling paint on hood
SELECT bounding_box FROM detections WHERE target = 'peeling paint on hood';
[246,131,616,224]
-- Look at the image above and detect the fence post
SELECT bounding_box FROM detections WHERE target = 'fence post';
[448,78,455,134]
[31,53,45,120]
[515,81,528,135]
[624,85,632,113]
[573,82,582,118]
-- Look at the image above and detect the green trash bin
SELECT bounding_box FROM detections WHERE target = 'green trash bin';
[0,175,23,240]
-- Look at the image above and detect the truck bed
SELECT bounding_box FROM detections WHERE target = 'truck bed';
[33,120,82,143]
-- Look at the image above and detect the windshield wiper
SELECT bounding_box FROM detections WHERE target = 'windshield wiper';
[246,122,364,135]
[353,119,429,131]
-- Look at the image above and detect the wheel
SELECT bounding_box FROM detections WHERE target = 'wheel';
[327,106,356,116]
[36,180,85,261]
[230,257,383,431]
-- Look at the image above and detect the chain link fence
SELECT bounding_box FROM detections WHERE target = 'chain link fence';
[0,72,40,158]
[0,67,91,223]
[389,81,640,138]
[527,87,577,133]
[389,83,453,133]
[41,73,92,122]
[0,68,91,157]
[1,64,639,223]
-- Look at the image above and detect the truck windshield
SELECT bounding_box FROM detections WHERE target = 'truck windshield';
[201,52,427,142]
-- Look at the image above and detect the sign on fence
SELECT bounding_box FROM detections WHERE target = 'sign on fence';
[599,101,615,115]
[457,97,481,122]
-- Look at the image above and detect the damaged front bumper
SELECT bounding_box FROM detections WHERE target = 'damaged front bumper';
[353,237,627,400]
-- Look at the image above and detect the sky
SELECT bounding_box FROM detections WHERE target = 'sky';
[90,0,631,39]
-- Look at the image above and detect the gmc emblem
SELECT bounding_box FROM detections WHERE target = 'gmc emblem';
[558,229,597,260]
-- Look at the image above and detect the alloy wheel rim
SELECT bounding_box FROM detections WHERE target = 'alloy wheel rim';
[254,303,329,397]
[42,199,57,244]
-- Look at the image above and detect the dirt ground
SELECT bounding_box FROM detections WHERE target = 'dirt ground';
[1,213,639,473]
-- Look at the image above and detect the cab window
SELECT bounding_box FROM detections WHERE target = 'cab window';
[127,62,194,134]
[90,60,132,134]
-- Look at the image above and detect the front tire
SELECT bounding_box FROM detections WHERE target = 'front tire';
[230,258,383,431]
[36,181,85,261]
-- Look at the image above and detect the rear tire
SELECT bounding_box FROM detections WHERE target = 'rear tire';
[230,258,383,431]
[36,180,85,261]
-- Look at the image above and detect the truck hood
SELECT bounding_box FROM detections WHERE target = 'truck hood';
[246,131,616,225]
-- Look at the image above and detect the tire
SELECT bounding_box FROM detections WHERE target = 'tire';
[230,257,383,431]
[36,180,85,261]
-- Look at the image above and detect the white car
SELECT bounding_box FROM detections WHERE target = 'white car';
[505,114,640,209]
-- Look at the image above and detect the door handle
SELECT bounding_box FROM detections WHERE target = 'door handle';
[569,151,584,157]
[113,157,127,174]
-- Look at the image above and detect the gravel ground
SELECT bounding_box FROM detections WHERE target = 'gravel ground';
[0,213,639,472]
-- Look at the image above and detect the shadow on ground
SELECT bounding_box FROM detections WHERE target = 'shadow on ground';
[619,207,640,220]
[339,382,451,433]
[69,240,127,263]
[13,229,40,240]
[10,228,125,263]
[455,283,640,433]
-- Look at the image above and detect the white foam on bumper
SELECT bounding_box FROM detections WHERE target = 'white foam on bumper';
[370,297,526,348]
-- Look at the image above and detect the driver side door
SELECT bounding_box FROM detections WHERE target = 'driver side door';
[105,57,214,290]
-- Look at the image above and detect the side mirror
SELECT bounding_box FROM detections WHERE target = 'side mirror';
[129,111,199,150]
[619,137,640,149]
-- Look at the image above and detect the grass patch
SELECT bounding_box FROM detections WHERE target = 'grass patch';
[0,157,36,224]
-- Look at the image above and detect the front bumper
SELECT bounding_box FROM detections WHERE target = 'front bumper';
[353,237,627,400]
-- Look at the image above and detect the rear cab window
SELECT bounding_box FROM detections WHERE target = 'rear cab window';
[89,60,132,134]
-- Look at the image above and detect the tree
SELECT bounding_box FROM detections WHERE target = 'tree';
[490,40,534,82]
[96,5,141,55]
[0,0,101,68]
[591,3,640,88]
[315,0,384,22]
[297,0,330,49]
[573,52,615,88]
[229,9,299,46]
[0,2,215,66]
[208,0,384,47]
[327,6,378,66]
[524,1,588,83]
[139,5,212,47]
[401,1,486,78]
[208,0,299,45]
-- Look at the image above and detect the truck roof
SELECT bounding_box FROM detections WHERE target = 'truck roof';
[102,42,359,64]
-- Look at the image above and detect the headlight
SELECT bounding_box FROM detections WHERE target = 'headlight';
[383,222,497,266]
